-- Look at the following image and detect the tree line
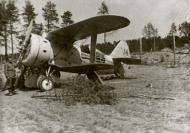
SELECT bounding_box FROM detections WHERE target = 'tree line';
[0,0,75,60]
[0,0,109,60]
[82,21,190,54]
[0,0,190,58]
[81,22,190,54]
[127,22,190,53]
[81,2,190,54]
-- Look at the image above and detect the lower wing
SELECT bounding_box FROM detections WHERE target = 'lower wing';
[50,63,114,74]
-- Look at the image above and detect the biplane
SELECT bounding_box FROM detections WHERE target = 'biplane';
[17,15,141,91]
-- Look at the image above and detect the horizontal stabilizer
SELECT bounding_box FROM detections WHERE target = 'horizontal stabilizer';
[113,58,141,65]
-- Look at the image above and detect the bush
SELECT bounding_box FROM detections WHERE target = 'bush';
[60,76,118,105]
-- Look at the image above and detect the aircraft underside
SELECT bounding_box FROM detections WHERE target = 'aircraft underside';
[22,64,111,91]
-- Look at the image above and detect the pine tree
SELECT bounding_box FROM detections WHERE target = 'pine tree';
[168,23,177,36]
[143,23,158,51]
[22,0,37,27]
[6,0,19,56]
[98,1,109,15]
[0,1,8,60]
[143,23,157,38]
[61,10,74,27]
[179,21,190,39]
[42,1,59,32]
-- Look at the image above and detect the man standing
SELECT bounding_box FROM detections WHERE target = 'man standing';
[4,59,16,96]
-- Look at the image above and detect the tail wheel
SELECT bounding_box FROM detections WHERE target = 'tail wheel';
[37,75,54,91]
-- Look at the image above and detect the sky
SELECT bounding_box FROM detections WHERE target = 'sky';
[14,0,190,42]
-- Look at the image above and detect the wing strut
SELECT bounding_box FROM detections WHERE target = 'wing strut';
[87,71,103,84]
[88,34,103,84]
[90,34,97,63]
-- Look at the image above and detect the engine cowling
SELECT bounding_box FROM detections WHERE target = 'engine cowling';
[22,34,53,66]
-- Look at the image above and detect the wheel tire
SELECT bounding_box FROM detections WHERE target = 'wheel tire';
[37,75,54,91]
[37,75,45,89]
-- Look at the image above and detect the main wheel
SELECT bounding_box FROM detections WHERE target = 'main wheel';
[37,75,54,91]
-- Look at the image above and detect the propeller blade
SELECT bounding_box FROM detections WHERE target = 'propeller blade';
[23,19,33,48]
[17,20,33,65]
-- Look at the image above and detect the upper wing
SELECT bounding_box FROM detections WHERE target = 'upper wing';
[46,15,130,49]
[50,63,114,74]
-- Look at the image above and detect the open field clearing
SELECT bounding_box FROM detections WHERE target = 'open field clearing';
[1,65,190,132]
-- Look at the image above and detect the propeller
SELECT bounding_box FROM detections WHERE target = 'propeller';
[17,20,33,65]
[15,20,33,89]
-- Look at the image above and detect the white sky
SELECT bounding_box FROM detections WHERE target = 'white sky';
[15,0,190,42]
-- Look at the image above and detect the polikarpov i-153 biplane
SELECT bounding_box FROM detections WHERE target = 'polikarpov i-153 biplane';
[16,15,141,91]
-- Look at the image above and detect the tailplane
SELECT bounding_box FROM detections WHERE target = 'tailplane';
[110,41,141,78]
[110,40,141,65]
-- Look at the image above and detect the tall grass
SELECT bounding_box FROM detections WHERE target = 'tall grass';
[60,76,118,105]
[35,76,118,105]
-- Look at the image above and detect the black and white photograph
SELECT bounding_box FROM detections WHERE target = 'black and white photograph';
[0,0,190,132]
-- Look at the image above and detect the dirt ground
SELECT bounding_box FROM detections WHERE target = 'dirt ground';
[1,64,190,133]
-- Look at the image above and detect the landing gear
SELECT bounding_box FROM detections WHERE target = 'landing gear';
[36,66,55,91]
[87,70,103,84]
[51,71,61,87]
[114,62,125,78]
[37,75,54,91]
[51,71,61,78]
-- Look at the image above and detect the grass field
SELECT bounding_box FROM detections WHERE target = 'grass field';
[1,65,190,132]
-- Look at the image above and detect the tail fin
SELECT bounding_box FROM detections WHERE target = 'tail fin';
[110,40,131,58]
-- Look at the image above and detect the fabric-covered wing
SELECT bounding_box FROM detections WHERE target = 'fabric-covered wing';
[46,15,130,49]
[50,63,114,74]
